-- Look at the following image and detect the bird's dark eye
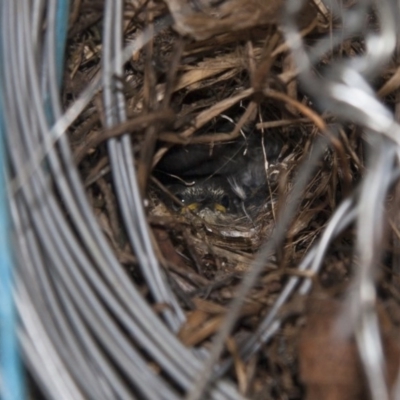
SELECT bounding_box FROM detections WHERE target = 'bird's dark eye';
[171,193,185,211]
[220,194,230,209]
[175,193,185,203]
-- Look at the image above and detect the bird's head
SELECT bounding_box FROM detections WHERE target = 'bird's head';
[170,177,239,224]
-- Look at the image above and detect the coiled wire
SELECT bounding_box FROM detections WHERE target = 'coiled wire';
[2,1,400,399]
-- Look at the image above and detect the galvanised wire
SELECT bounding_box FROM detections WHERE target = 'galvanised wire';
[1,0,242,398]
[3,0,400,399]
[189,0,400,398]
[101,0,185,332]
[0,2,25,398]
[283,1,399,399]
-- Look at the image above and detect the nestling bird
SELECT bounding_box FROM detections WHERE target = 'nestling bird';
[156,120,282,223]
[169,176,238,224]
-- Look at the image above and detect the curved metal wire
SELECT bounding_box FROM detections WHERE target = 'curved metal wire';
[2,0,400,399]
[283,1,399,399]
[1,0,241,398]
[102,0,184,331]
[0,4,25,397]
[189,1,400,398]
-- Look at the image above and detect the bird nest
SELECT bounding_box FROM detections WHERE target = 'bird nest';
[63,0,400,398]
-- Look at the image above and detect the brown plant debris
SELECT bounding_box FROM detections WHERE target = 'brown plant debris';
[64,0,400,398]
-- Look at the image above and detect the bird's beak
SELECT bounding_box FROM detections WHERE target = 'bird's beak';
[181,202,200,213]
[213,203,227,213]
